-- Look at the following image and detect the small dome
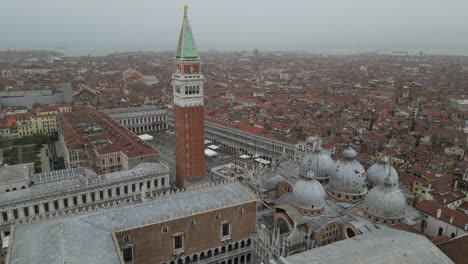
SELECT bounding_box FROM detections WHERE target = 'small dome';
[292,179,326,211]
[299,144,334,180]
[329,147,367,198]
[367,156,398,186]
[364,179,406,220]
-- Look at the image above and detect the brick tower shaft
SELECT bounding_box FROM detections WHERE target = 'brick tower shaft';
[173,6,205,188]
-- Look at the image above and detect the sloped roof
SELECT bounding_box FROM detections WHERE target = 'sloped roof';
[8,182,255,264]
[280,228,454,264]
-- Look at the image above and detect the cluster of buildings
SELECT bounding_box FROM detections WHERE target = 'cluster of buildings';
[57,107,159,174]
[0,103,72,136]
[0,6,467,264]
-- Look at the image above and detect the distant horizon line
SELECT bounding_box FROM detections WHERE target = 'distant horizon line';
[1,47,468,58]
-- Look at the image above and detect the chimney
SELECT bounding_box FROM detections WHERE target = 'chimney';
[465,224,468,231]
[449,217,454,224]
[436,209,442,219]
[454,180,458,189]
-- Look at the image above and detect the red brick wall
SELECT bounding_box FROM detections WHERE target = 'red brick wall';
[115,201,256,264]
[175,105,205,188]
[277,181,293,197]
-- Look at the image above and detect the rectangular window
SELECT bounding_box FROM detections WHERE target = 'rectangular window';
[147,181,151,189]
[174,234,184,251]
[44,203,49,212]
[54,200,59,210]
[100,190,104,200]
[162,178,165,186]
[82,194,87,203]
[73,196,78,206]
[132,184,136,192]
[124,185,128,194]
[123,247,133,262]
[24,207,29,217]
[13,209,18,219]
[116,187,121,196]
[154,179,158,188]
[108,189,112,198]
[2,212,8,221]
[91,192,96,201]
[222,223,230,237]
[64,199,69,208]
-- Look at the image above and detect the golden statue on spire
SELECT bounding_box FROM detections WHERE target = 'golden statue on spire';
[184,5,188,13]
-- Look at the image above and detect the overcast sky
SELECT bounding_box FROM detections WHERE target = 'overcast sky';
[1,0,467,55]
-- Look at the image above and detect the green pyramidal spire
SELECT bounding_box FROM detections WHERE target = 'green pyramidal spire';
[175,6,199,59]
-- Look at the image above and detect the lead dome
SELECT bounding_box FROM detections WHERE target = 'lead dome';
[292,172,326,215]
[367,156,398,187]
[328,147,367,202]
[364,173,406,224]
[299,143,334,184]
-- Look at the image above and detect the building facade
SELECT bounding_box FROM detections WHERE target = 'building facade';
[0,162,170,240]
[416,200,468,239]
[172,7,206,187]
[102,106,168,134]
[5,181,257,264]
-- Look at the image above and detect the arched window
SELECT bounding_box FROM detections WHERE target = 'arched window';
[193,254,198,262]
[207,250,212,258]
[178,259,183,264]
[123,235,130,242]
[277,218,290,235]
[185,256,191,263]
[246,239,251,247]
[438,227,444,236]
[189,219,196,227]
[215,212,221,220]
[451,233,456,238]
[200,252,205,260]
[162,225,169,233]
[346,228,356,238]
[221,246,226,254]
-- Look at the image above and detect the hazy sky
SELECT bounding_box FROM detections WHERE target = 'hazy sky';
[1,0,467,55]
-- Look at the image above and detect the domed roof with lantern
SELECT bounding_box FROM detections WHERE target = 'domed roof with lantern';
[292,171,326,211]
[367,156,398,187]
[364,169,406,221]
[299,140,334,181]
[329,146,367,197]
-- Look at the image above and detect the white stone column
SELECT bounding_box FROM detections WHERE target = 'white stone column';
[7,209,14,221]
[18,207,25,219]
[28,205,34,216]
[39,203,45,214]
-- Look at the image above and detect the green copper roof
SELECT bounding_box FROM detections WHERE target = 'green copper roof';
[175,9,199,59]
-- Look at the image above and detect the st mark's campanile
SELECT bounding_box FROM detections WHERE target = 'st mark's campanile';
[173,6,205,188]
